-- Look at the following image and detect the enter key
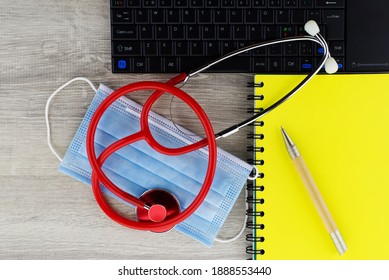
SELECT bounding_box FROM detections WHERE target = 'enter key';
[322,10,345,40]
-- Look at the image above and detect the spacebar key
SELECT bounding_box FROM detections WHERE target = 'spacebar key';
[205,56,251,72]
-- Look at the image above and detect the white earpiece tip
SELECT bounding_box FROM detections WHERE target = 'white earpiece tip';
[325,57,339,74]
[304,20,320,36]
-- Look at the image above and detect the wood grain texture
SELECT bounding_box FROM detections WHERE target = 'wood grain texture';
[0,0,255,259]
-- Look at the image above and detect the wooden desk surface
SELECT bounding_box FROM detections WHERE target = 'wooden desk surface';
[0,0,256,259]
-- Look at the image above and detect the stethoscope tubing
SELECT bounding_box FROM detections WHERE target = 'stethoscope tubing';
[86,29,331,231]
[86,75,218,231]
[183,34,330,140]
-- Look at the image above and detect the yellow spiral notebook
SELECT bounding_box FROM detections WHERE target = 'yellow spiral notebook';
[249,74,389,260]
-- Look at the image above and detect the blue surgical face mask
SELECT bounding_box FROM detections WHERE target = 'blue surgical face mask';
[47,80,253,247]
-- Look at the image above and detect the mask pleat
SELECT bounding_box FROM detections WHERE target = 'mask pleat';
[59,86,252,247]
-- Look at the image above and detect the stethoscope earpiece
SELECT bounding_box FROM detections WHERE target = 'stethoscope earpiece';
[324,56,339,74]
[304,20,320,36]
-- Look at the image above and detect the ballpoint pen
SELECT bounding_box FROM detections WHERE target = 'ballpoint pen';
[280,127,347,255]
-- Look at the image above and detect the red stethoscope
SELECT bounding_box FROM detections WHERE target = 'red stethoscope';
[86,21,338,232]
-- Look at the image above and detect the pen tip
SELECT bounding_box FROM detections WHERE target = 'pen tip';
[280,126,300,159]
[280,126,288,140]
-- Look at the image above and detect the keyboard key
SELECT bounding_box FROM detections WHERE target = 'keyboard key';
[315,0,344,8]
[222,0,234,7]
[233,26,247,40]
[117,59,127,69]
[144,0,157,7]
[260,10,274,24]
[198,9,212,23]
[280,26,296,37]
[113,41,141,55]
[330,41,345,56]
[127,0,141,7]
[276,10,290,24]
[268,58,283,71]
[284,57,299,72]
[202,25,216,39]
[148,58,163,72]
[156,26,169,39]
[210,56,251,72]
[249,26,263,41]
[144,41,158,56]
[253,0,266,7]
[264,26,278,40]
[300,57,313,71]
[191,42,205,55]
[299,0,313,8]
[235,41,251,56]
[316,46,324,55]
[151,10,164,23]
[284,0,298,7]
[112,9,133,23]
[167,10,181,23]
[245,10,259,24]
[112,0,125,7]
[253,45,267,56]
[140,25,153,39]
[214,9,228,23]
[307,10,321,23]
[291,10,305,24]
[230,10,243,23]
[187,25,200,39]
[205,41,219,56]
[175,0,189,7]
[160,0,173,7]
[334,57,344,71]
[182,9,196,23]
[164,57,180,72]
[181,57,208,72]
[322,10,344,40]
[218,25,231,39]
[237,0,251,8]
[160,41,173,55]
[252,57,267,72]
[113,58,131,72]
[268,44,282,56]
[133,58,147,72]
[190,0,204,7]
[135,10,149,23]
[175,41,189,55]
[171,25,185,39]
[221,41,235,54]
[284,42,298,55]
[299,42,313,56]
[112,25,137,39]
[269,0,282,8]
[206,0,219,7]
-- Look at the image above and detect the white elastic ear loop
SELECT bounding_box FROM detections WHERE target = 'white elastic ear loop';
[215,188,249,244]
[45,77,97,162]
[215,170,257,243]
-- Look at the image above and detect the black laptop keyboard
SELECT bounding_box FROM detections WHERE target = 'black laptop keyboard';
[110,0,345,73]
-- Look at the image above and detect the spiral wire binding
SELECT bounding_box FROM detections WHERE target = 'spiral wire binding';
[245,80,265,258]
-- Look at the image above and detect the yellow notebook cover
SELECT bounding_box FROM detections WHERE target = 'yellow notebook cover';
[253,74,389,260]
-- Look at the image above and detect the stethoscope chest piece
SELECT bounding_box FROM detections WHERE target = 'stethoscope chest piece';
[136,189,181,232]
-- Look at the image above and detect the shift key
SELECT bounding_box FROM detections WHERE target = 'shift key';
[322,10,344,40]
[113,41,141,56]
